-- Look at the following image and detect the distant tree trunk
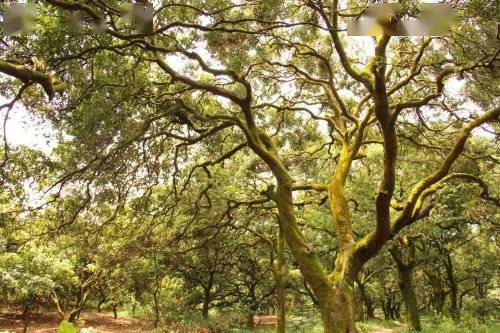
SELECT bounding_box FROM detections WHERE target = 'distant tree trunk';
[202,273,213,318]
[397,266,421,330]
[444,253,460,323]
[97,292,106,313]
[424,270,446,316]
[247,309,256,328]
[390,241,421,331]
[274,226,286,333]
[394,302,401,319]
[356,279,375,321]
[113,304,118,319]
[51,284,91,323]
[384,293,400,321]
[22,304,31,333]
[152,285,161,327]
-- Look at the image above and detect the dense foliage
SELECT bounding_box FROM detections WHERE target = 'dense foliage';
[0,1,498,332]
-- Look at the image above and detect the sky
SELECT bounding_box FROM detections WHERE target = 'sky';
[0,95,57,153]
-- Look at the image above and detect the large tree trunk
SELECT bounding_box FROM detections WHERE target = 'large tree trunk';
[249,131,362,332]
[318,279,357,333]
[275,187,359,332]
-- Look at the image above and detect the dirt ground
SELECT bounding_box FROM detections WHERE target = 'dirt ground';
[368,324,408,333]
[0,310,152,333]
[1,309,408,333]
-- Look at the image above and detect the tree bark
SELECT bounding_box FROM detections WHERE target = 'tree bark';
[317,276,357,333]
[97,292,105,313]
[272,178,359,332]
[356,281,375,320]
[201,270,214,318]
[274,226,286,333]
[153,287,160,327]
[390,245,421,331]
[22,304,31,333]
[444,253,460,323]
[424,269,446,316]
[397,267,421,330]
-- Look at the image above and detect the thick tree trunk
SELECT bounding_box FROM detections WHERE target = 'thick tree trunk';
[248,133,366,332]
[317,277,357,333]
[274,184,358,332]
[397,267,421,331]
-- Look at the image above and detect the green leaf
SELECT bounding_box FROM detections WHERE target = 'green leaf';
[58,320,77,333]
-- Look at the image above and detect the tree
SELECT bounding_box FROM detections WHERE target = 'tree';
[0,242,77,331]
[389,237,421,331]
[1,1,498,331]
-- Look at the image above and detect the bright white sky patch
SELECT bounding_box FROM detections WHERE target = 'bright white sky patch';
[0,95,56,153]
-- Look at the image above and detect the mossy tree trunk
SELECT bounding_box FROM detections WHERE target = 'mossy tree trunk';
[424,270,446,316]
[154,19,498,333]
[274,226,286,333]
[51,286,90,323]
[201,271,214,318]
[444,253,460,323]
[390,241,421,331]
[356,280,375,320]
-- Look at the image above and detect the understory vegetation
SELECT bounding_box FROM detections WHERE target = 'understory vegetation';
[0,0,499,332]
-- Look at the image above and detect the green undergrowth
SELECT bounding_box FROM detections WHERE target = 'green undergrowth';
[233,319,399,332]
[402,315,500,333]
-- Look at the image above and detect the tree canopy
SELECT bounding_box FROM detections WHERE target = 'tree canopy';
[0,1,499,333]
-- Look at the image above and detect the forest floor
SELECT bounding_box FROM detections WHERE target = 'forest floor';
[367,324,407,333]
[0,309,409,333]
[0,310,152,333]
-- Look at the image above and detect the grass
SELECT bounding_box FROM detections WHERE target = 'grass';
[232,319,401,332]
[401,315,500,333]
[232,317,500,333]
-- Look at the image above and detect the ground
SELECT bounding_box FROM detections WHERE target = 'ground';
[367,325,407,333]
[0,310,151,333]
[0,309,408,333]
